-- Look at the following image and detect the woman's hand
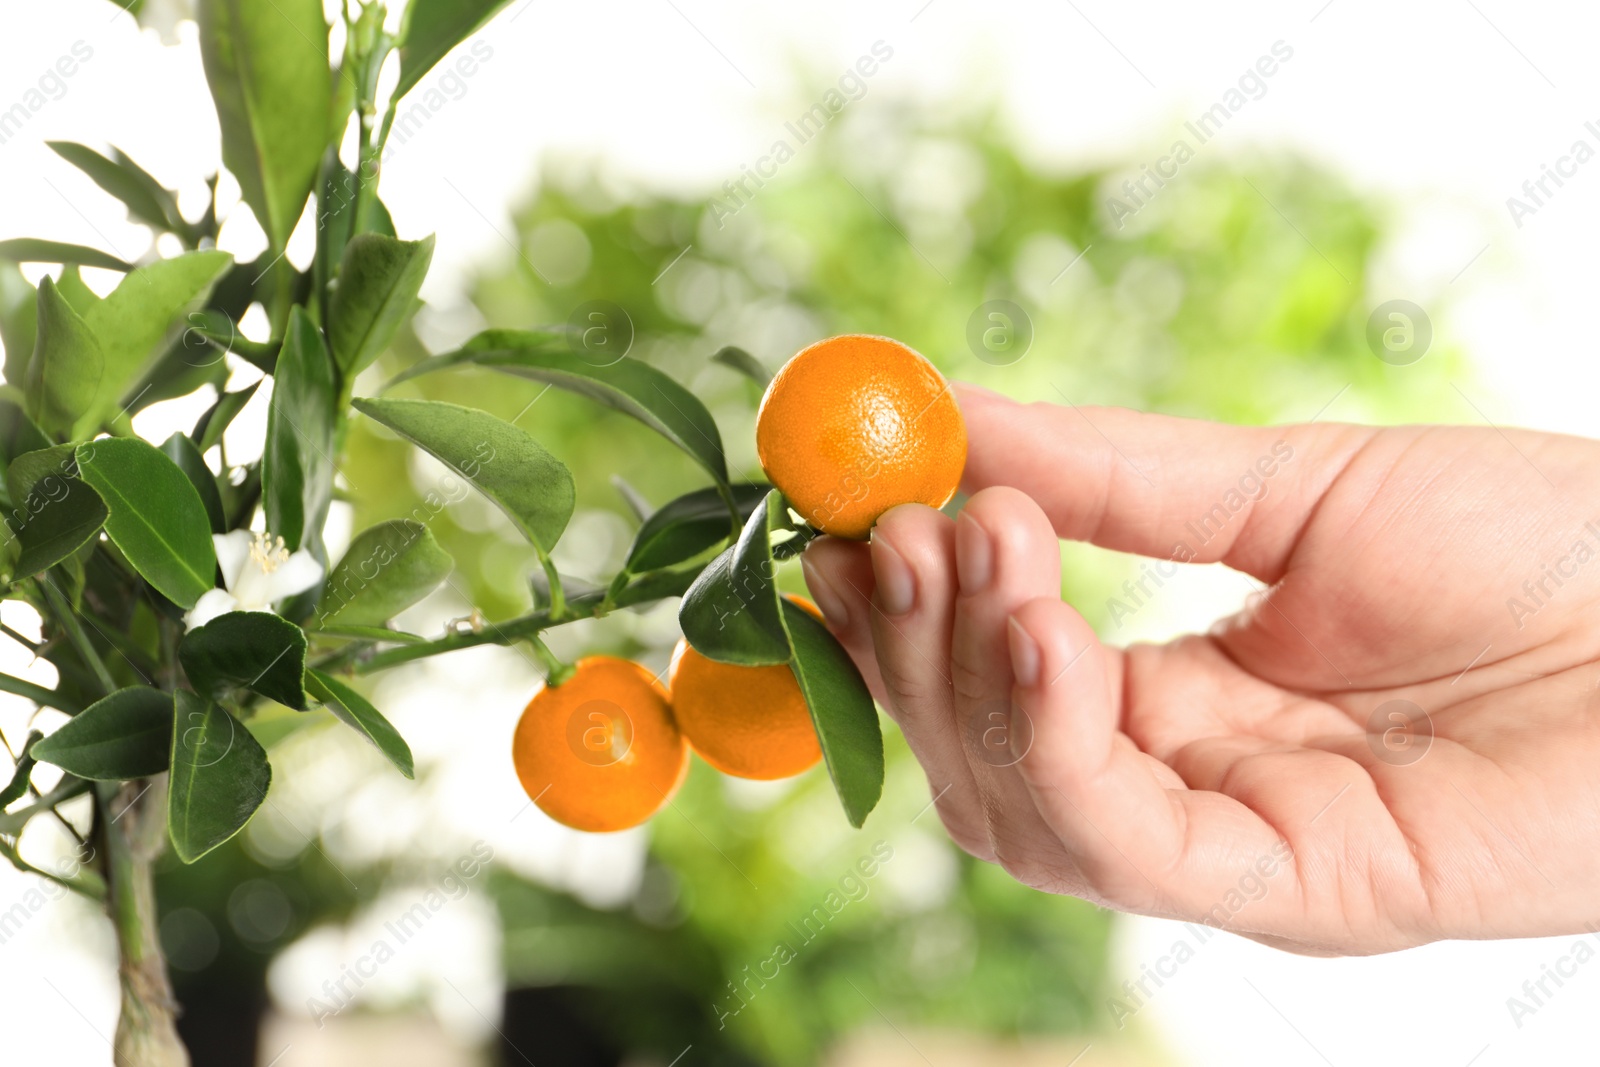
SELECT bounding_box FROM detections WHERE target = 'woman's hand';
[802,383,1600,955]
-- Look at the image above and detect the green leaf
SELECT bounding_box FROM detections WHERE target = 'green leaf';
[160,433,225,533]
[711,345,772,387]
[24,277,103,435]
[0,263,37,388]
[391,329,730,485]
[625,482,771,574]
[328,233,434,379]
[193,381,259,454]
[31,686,173,780]
[0,400,50,476]
[678,489,792,666]
[394,0,509,102]
[0,730,42,810]
[306,669,413,778]
[5,445,108,578]
[779,599,883,827]
[47,142,188,239]
[0,239,131,272]
[263,307,336,553]
[75,437,217,608]
[317,519,452,628]
[352,397,574,555]
[168,690,271,863]
[54,265,102,315]
[197,0,331,249]
[81,250,232,431]
[180,611,309,710]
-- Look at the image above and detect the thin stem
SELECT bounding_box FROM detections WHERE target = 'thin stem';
[0,835,104,902]
[539,554,567,621]
[0,621,39,652]
[37,577,116,698]
[717,480,744,540]
[526,633,574,687]
[355,567,700,674]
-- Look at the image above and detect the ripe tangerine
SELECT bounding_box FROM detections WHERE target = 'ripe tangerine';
[511,656,688,832]
[755,334,966,539]
[668,597,823,780]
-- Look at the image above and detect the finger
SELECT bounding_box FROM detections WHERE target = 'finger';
[953,382,1375,582]
[799,537,886,702]
[858,504,995,861]
[948,488,1088,892]
[1009,595,1306,929]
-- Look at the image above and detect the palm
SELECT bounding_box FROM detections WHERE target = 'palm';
[1136,422,1600,950]
[804,390,1600,954]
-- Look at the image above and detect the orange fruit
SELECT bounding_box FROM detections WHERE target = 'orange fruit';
[669,597,823,780]
[755,334,966,539]
[512,656,689,832]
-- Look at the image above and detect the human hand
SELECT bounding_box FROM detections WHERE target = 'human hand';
[801,383,1600,955]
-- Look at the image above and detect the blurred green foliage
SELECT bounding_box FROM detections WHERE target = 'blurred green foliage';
[170,103,1464,1065]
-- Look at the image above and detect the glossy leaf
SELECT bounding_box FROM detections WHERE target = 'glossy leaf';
[160,433,226,533]
[712,345,772,387]
[317,519,453,628]
[81,250,232,430]
[391,329,730,485]
[352,397,574,554]
[0,730,42,810]
[31,686,173,779]
[263,307,336,553]
[47,141,187,238]
[75,437,217,608]
[180,611,309,711]
[0,238,130,272]
[54,265,102,315]
[25,277,103,436]
[193,381,259,454]
[197,0,331,248]
[5,445,107,578]
[395,0,509,102]
[624,482,771,574]
[678,489,791,666]
[780,599,884,827]
[168,690,272,863]
[0,263,37,388]
[0,400,50,476]
[328,233,435,379]
[306,669,413,778]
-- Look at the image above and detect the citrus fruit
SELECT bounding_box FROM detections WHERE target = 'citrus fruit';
[668,597,824,780]
[512,656,689,832]
[755,333,966,539]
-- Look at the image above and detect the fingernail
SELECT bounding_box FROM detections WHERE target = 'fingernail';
[955,512,993,593]
[1008,616,1041,688]
[800,557,849,629]
[870,531,916,616]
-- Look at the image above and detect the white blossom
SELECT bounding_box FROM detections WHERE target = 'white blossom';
[183,530,323,630]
